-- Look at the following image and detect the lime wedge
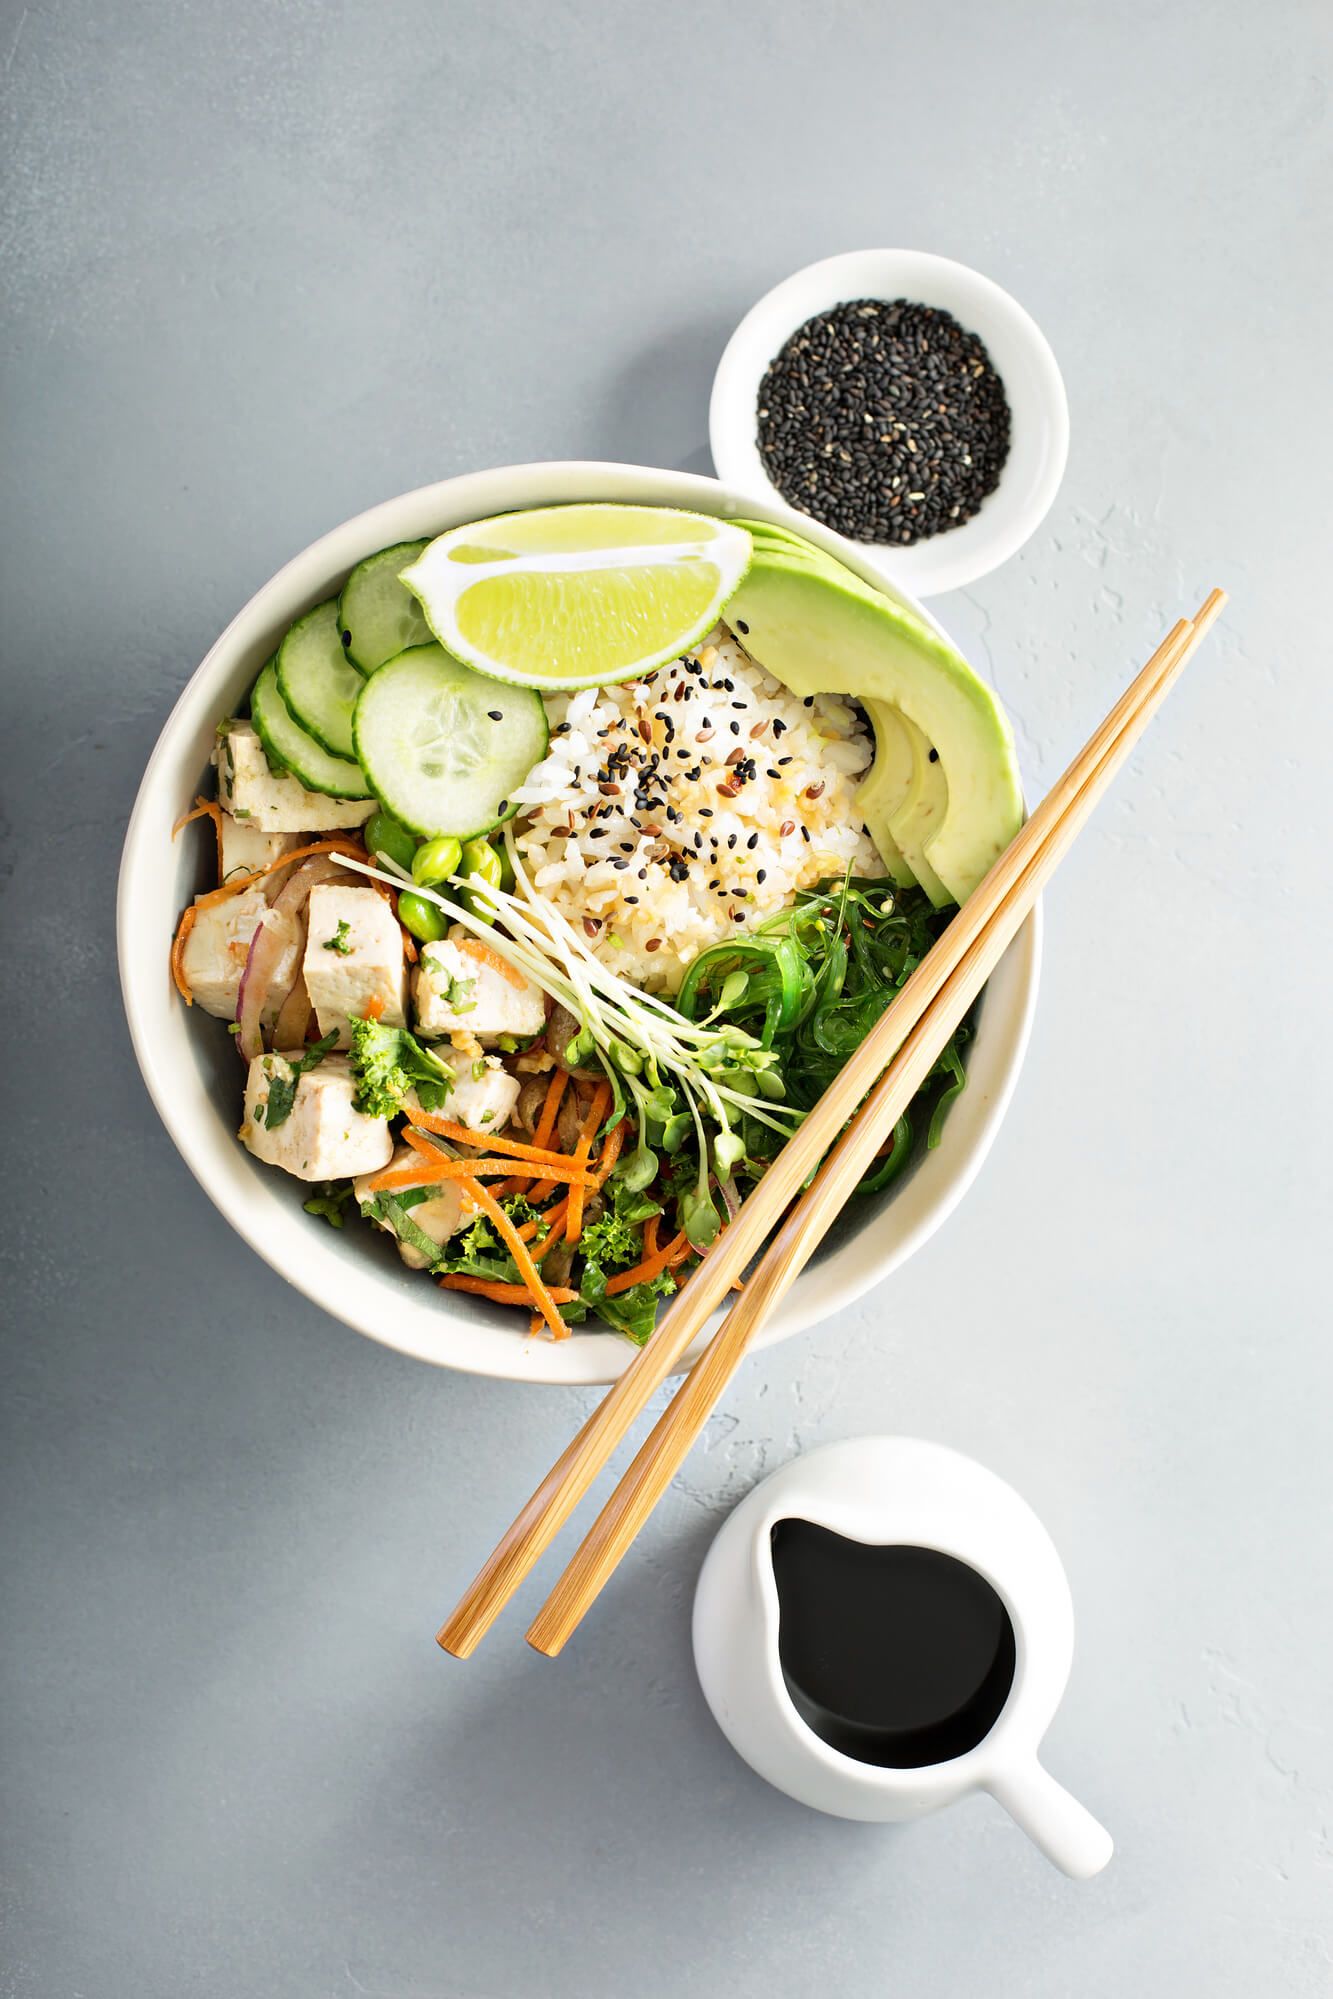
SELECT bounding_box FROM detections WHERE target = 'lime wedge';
[400,503,752,689]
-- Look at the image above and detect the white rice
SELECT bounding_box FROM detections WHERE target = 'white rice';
[509,625,884,992]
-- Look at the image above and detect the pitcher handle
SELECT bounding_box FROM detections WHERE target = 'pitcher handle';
[987,1760,1113,1879]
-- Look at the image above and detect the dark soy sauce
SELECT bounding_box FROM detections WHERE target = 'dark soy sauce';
[770,1520,1016,1768]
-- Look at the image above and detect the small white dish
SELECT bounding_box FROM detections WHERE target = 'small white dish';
[693,1435,1112,1878]
[117,461,1039,1387]
[710,250,1070,598]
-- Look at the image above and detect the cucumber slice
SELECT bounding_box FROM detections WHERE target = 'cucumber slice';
[353,643,547,839]
[338,541,431,673]
[276,599,364,759]
[251,661,373,799]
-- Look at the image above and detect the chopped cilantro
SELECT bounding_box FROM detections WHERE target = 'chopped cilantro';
[348,1015,455,1119]
[322,919,353,955]
[438,972,477,1012]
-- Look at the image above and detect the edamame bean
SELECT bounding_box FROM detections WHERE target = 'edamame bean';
[412,835,463,888]
[397,890,447,944]
[458,838,504,920]
[364,809,419,873]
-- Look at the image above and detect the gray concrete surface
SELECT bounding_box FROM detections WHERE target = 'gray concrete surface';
[3,2,1331,1993]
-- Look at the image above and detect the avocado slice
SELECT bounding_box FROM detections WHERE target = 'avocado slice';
[851,695,917,889]
[725,556,1021,905]
[869,701,953,905]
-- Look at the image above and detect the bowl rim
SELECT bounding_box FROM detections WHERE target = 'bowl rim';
[709,248,1070,599]
[117,460,1040,1386]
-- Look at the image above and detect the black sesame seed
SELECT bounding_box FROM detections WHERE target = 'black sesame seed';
[757,868,767,883]
[735,619,750,634]
[746,832,759,850]
[487,709,503,721]
[755,297,1011,545]
[928,747,940,762]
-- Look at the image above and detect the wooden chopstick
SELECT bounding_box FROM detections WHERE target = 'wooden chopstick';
[525,590,1225,1653]
[437,595,1224,1660]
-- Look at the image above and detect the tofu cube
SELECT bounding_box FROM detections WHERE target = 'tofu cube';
[401,1059,521,1135]
[302,885,407,1048]
[220,813,302,886]
[414,929,547,1042]
[353,1145,474,1269]
[214,720,375,834]
[180,888,300,1020]
[241,1052,393,1182]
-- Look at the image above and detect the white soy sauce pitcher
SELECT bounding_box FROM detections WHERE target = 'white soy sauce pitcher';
[692,1436,1113,1878]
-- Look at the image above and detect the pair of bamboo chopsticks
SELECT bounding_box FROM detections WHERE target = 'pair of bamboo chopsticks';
[438,591,1225,1662]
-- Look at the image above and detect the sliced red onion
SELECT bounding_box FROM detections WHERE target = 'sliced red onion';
[271,974,313,1051]
[235,857,354,1059]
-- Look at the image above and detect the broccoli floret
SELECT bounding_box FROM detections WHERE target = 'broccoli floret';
[347,1015,456,1120]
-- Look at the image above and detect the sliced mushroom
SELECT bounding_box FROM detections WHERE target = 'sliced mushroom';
[544,1236,576,1287]
[546,1004,583,1070]
[557,1086,585,1154]
[515,1077,549,1135]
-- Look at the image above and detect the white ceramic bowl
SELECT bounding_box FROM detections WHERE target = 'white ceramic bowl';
[118,462,1040,1386]
[710,250,1069,598]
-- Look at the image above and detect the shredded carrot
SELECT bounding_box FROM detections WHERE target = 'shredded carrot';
[364,1157,596,1194]
[527,1311,545,1338]
[643,1214,660,1259]
[172,796,220,838]
[456,936,527,989]
[458,1176,572,1340]
[604,1230,693,1295]
[191,836,367,911]
[527,1069,582,1202]
[172,795,225,877]
[438,1275,580,1305]
[532,1068,569,1153]
[364,993,386,1022]
[564,1081,610,1245]
[531,1204,572,1258]
[591,1118,627,1186]
[516,1196,567,1242]
[406,1112,575,1167]
[170,903,199,1004]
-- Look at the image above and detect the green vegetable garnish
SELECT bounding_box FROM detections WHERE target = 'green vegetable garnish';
[303,1180,353,1227]
[322,918,353,954]
[264,1032,339,1131]
[347,1015,455,1119]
